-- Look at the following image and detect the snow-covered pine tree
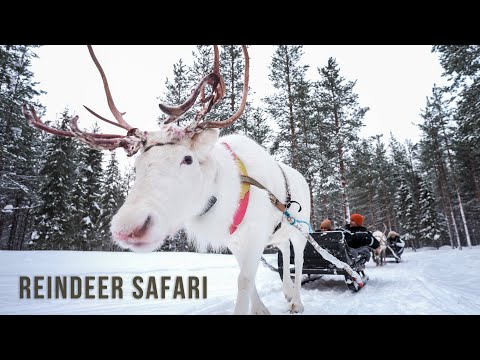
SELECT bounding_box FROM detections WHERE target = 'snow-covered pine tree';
[122,165,135,197]
[429,86,472,247]
[98,152,125,250]
[345,138,376,226]
[31,110,77,250]
[370,135,398,230]
[264,46,319,224]
[189,46,214,86]
[215,45,247,135]
[294,76,319,225]
[418,87,465,248]
[0,45,44,250]
[215,46,272,148]
[312,57,369,224]
[159,229,195,252]
[395,177,420,249]
[433,45,480,245]
[70,124,104,251]
[418,178,445,248]
[157,58,192,126]
[264,45,309,169]
[310,80,340,228]
[241,107,272,148]
[388,135,423,245]
[344,135,396,231]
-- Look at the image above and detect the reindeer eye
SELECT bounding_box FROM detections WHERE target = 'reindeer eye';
[182,155,193,165]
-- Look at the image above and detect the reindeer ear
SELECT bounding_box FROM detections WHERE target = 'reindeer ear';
[190,128,219,161]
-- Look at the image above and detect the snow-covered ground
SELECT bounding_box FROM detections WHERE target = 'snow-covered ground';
[1,246,480,314]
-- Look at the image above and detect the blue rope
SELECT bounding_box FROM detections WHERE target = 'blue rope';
[284,210,313,233]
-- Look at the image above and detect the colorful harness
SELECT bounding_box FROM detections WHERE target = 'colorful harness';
[222,142,250,234]
[202,142,305,236]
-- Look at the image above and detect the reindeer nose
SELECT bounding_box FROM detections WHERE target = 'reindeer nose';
[131,215,152,239]
[115,215,152,242]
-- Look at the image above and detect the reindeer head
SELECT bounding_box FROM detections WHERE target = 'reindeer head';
[24,45,249,252]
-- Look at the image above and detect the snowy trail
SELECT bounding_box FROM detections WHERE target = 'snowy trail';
[1,246,480,314]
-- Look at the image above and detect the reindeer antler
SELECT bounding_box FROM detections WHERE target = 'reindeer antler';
[159,45,249,134]
[191,45,249,132]
[22,105,144,156]
[23,45,145,157]
[159,45,225,125]
[84,45,136,132]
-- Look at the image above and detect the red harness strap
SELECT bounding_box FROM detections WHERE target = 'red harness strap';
[222,143,251,235]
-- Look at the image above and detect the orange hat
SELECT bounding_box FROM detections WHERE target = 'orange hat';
[320,219,332,230]
[350,213,364,226]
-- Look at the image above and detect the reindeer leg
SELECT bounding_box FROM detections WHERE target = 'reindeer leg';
[289,231,307,314]
[230,227,269,315]
[250,281,270,315]
[276,239,295,302]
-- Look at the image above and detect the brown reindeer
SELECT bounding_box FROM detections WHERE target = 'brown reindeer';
[372,224,388,266]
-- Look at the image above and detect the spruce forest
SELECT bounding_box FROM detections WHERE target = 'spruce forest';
[1,45,478,251]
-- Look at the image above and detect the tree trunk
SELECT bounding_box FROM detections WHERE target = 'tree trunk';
[284,48,297,168]
[433,136,462,249]
[450,209,462,250]
[335,120,350,223]
[470,157,480,203]
[441,123,472,247]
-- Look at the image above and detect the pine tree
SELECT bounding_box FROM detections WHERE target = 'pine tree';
[70,124,104,250]
[418,86,468,248]
[264,45,309,169]
[264,46,319,224]
[388,135,423,244]
[98,152,125,250]
[346,138,376,226]
[122,165,136,197]
[0,45,44,250]
[371,135,397,229]
[31,110,77,250]
[189,46,214,84]
[158,58,192,126]
[217,45,248,135]
[395,177,420,249]
[418,179,445,248]
[433,45,480,245]
[240,107,272,148]
[312,57,369,224]
[159,229,195,252]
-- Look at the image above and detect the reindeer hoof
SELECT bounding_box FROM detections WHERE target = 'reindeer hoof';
[288,300,304,314]
[251,304,271,315]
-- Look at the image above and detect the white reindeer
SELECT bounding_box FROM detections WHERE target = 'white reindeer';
[23,45,310,314]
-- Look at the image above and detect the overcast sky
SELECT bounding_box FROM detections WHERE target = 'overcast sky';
[30,45,448,167]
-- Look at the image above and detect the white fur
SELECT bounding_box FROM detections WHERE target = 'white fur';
[110,126,311,314]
